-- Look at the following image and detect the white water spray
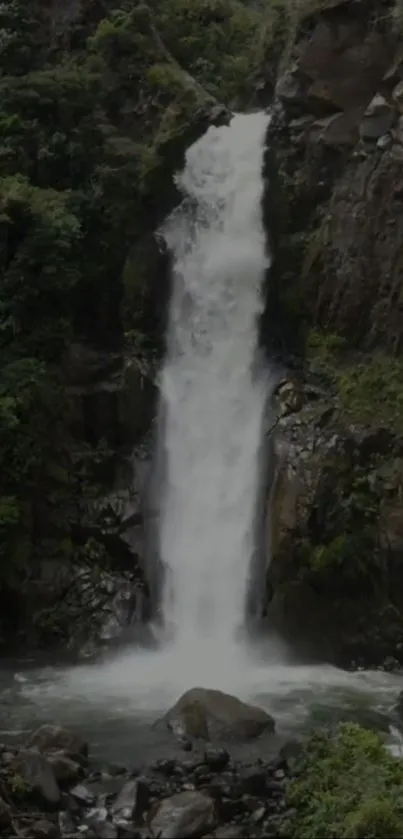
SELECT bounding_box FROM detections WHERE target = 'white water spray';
[158,111,271,654]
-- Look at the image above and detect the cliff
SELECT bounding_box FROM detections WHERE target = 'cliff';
[265,0,403,667]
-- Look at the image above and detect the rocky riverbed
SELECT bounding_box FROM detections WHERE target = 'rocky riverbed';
[3,683,403,839]
[0,705,291,839]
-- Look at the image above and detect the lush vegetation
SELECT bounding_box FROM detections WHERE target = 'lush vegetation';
[307,329,403,431]
[0,0,284,644]
[283,724,403,838]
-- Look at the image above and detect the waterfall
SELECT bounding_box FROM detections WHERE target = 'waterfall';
[16,112,397,723]
[157,111,272,657]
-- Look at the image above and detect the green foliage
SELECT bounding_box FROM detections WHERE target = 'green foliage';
[0,0,290,638]
[338,356,403,429]
[283,724,403,838]
[153,0,281,105]
[307,328,347,360]
[307,331,403,431]
[283,724,403,839]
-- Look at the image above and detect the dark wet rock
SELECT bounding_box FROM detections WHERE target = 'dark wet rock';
[210,827,244,838]
[111,777,150,821]
[149,790,216,839]
[48,752,83,786]
[28,725,88,760]
[203,747,230,771]
[86,806,118,838]
[31,819,59,838]
[383,655,400,672]
[69,782,96,806]
[59,810,76,836]
[85,776,123,799]
[164,687,275,742]
[151,758,177,776]
[112,820,142,838]
[0,796,11,830]
[60,791,80,812]
[1,718,296,839]
[12,748,60,807]
[359,93,393,140]
[239,766,268,796]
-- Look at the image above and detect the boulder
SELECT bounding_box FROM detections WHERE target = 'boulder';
[164,688,275,742]
[48,752,82,785]
[111,777,150,821]
[11,749,60,807]
[28,725,88,760]
[150,790,216,839]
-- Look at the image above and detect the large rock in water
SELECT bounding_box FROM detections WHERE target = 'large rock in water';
[164,688,275,742]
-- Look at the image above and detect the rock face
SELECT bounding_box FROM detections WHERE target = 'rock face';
[263,372,403,667]
[266,0,403,356]
[164,688,275,742]
[257,0,403,666]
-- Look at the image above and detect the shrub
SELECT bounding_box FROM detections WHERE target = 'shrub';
[283,724,403,838]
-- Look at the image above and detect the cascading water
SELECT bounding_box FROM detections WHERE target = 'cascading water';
[157,111,272,655]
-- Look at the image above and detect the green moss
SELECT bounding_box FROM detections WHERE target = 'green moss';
[283,724,403,838]
[307,330,403,431]
[338,357,403,429]
[307,328,347,359]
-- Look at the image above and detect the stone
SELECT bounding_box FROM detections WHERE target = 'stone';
[48,752,82,785]
[69,783,96,806]
[12,748,60,806]
[164,687,275,742]
[28,725,88,759]
[111,778,149,821]
[59,810,76,836]
[306,79,345,115]
[275,66,305,107]
[383,655,400,672]
[359,94,393,140]
[239,766,267,796]
[203,747,230,771]
[390,143,403,162]
[151,758,177,776]
[0,796,11,830]
[392,80,403,112]
[377,133,392,149]
[311,113,360,147]
[276,379,304,417]
[211,827,244,838]
[383,47,403,84]
[32,819,59,838]
[112,819,140,838]
[86,808,118,839]
[150,790,216,839]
